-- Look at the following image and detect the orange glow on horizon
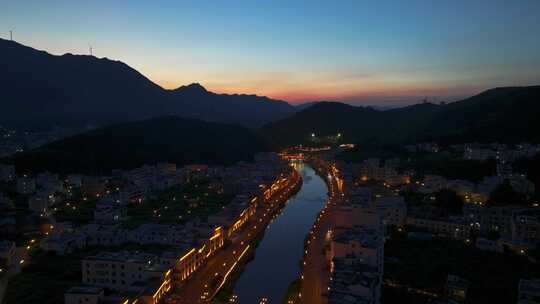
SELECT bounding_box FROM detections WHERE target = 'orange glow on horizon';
[155,76,486,104]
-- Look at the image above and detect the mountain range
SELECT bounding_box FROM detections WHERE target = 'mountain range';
[0,38,294,129]
[2,38,539,161]
[260,86,540,148]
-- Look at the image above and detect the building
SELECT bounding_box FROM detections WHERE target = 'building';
[0,192,14,209]
[475,237,503,253]
[406,217,471,239]
[129,224,193,247]
[445,275,470,302]
[79,251,173,304]
[464,147,496,161]
[328,260,381,304]
[66,174,84,188]
[40,232,87,255]
[175,247,205,282]
[0,163,15,182]
[64,286,104,304]
[208,195,258,238]
[81,177,106,197]
[94,199,127,224]
[16,176,36,195]
[36,172,64,193]
[518,279,540,304]
[0,240,16,268]
[327,195,385,304]
[28,192,53,214]
[330,227,384,274]
[511,209,540,249]
[373,195,407,227]
[463,205,515,235]
[80,224,128,247]
[82,251,167,292]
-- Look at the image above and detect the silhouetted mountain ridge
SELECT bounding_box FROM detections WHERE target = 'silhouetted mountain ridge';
[260,86,540,147]
[5,116,267,175]
[0,38,295,128]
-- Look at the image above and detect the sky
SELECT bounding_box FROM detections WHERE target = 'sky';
[2,0,540,105]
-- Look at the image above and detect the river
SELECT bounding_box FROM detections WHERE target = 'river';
[233,162,329,303]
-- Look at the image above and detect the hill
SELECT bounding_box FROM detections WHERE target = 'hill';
[0,38,294,129]
[4,116,267,175]
[260,86,540,148]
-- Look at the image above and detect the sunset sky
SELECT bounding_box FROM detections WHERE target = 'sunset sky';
[2,0,540,105]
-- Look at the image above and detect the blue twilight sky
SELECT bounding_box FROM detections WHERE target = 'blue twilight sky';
[1,0,540,105]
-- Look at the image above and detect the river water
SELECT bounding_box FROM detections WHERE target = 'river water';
[233,163,328,303]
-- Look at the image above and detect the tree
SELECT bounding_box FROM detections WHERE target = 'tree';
[488,179,527,206]
[435,189,464,217]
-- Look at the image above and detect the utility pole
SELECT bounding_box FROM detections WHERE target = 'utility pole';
[89,45,93,56]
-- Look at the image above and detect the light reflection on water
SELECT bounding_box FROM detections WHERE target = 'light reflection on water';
[233,163,328,303]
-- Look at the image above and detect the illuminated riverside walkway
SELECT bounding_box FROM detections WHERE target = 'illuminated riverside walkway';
[233,163,329,303]
[169,166,303,303]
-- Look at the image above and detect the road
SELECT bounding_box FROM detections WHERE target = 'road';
[169,170,302,304]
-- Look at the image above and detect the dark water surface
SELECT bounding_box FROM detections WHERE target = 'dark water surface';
[233,163,328,303]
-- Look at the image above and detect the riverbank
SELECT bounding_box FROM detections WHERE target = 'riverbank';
[227,164,329,303]
[291,158,344,304]
[211,171,303,303]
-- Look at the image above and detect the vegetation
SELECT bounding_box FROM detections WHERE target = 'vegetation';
[434,189,464,216]
[336,145,406,163]
[515,153,540,200]
[5,250,85,304]
[281,279,301,304]
[4,243,175,304]
[53,200,97,225]
[487,179,528,206]
[403,152,496,182]
[260,86,540,148]
[383,237,540,304]
[5,116,267,175]
[336,146,496,184]
[1,39,293,129]
[123,180,232,229]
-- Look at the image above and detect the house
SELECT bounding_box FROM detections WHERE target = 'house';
[36,172,64,193]
[0,192,14,209]
[462,204,516,234]
[407,217,472,240]
[0,163,15,182]
[511,209,540,249]
[207,194,258,238]
[94,199,127,224]
[0,240,17,268]
[333,205,382,232]
[40,232,87,255]
[80,224,128,247]
[28,192,53,214]
[374,195,407,226]
[129,224,194,247]
[445,274,470,302]
[16,176,36,195]
[66,174,83,188]
[328,261,381,304]
[82,251,168,292]
[330,227,384,274]
[475,237,503,253]
[81,177,106,197]
[518,278,540,304]
[64,286,104,304]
